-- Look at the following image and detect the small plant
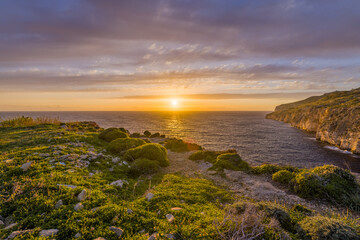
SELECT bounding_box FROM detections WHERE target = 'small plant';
[213,153,249,171]
[272,170,294,184]
[125,143,169,166]
[98,128,129,142]
[107,138,146,154]
[298,216,359,240]
[131,158,160,174]
[164,138,202,152]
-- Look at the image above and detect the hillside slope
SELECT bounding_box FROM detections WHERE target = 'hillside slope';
[266,88,360,154]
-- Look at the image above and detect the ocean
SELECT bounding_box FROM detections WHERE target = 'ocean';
[1,111,360,172]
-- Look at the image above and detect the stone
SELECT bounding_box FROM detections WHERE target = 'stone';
[77,189,87,201]
[165,214,174,223]
[5,216,14,226]
[57,184,77,189]
[0,220,4,226]
[39,229,59,237]
[93,238,106,240]
[110,179,128,188]
[147,236,155,240]
[127,209,133,214]
[207,170,217,174]
[165,233,175,239]
[109,226,123,237]
[74,232,81,238]
[39,153,50,157]
[91,207,100,212]
[80,155,88,160]
[4,159,13,164]
[74,203,84,211]
[20,161,32,171]
[55,200,63,209]
[6,229,33,239]
[146,192,154,201]
[4,223,18,230]
[170,207,182,211]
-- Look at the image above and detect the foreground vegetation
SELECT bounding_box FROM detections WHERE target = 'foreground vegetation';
[0,117,359,239]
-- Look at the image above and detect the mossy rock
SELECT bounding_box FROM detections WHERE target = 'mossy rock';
[130,132,141,138]
[213,153,249,171]
[124,143,169,167]
[272,170,294,184]
[98,128,129,142]
[298,216,359,240]
[131,158,160,175]
[150,132,161,138]
[107,138,147,154]
[164,138,202,152]
[144,130,151,137]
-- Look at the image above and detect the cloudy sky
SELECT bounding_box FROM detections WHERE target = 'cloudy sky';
[1,0,359,111]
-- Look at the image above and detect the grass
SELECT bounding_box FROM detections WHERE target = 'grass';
[0,119,359,239]
[0,116,60,128]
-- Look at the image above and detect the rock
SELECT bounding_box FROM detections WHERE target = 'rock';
[20,161,32,171]
[80,155,88,160]
[147,236,155,240]
[109,226,123,237]
[39,153,50,157]
[93,238,106,240]
[55,200,63,209]
[4,223,18,230]
[110,179,128,188]
[207,170,217,174]
[165,233,175,239]
[0,220,4,226]
[112,157,120,163]
[77,189,87,201]
[74,203,84,211]
[127,209,133,214]
[57,184,77,189]
[4,159,13,164]
[6,229,33,239]
[109,168,114,172]
[74,232,81,238]
[165,214,175,223]
[91,207,100,212]
[39,229,59,237]
[146,192,154,201]
[170,207,182,211]
[5,216,14,226]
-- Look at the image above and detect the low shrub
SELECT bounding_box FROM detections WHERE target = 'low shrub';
[150,132,161,138]
[124,143,169,166]
[164,138,202,152]
[213,153,249,171]
[130,132,141,138]
[144,130,151,137]
[272,170,294,184]
[131,158,160,174]
[252,164,299,175]
[107,138,146,154]
[98,128,129,142]
[291,165,360,207]
[298,216,359,240]
[189,149,237,163]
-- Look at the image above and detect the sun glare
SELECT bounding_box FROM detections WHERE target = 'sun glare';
[172,99,178,106]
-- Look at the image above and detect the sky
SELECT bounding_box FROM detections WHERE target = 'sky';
[0,0,359,111]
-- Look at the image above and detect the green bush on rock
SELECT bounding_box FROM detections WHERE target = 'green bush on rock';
[213,153,249,171]
[188,149,237,163]
[144,130,151,137]
[107,138,146,154]
[125,143,169,166]
[98,128,129,142]
[131,158,160,174]
[272,170,294,184]
[164,138,202,152]
[298,216,359,240]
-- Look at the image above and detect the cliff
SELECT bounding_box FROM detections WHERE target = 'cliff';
[266,88,360,154]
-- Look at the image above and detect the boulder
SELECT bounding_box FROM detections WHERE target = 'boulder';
[109,226,123,237]
[39,229,59,237]
[77,189,87,201]
[20,161,32,171]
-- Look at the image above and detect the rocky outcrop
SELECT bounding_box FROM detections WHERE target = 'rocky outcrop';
[266,88,360,154]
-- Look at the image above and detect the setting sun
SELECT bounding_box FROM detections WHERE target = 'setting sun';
[171,99,178,107]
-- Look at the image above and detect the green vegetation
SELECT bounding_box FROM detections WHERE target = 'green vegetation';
[164,138,202,152]
[98,128,129,142]
[125,143,169,167]
[143,130,151,137]
[0,117,359,239]
[213,153,249,171]
[107,138,146,154]
[272,170,294,184]
[0,116,60,128]
[252,164,299,175]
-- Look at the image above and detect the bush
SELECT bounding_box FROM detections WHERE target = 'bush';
[125,143,169,166]
[144,130,151,137]
[298,216,359,240]
[188,149,237,163]
[98,128,129,142]
[291,165,360,207]
[107,138,146,154]
[213,153,249,171]
[252,164,299,175]
[150,132,161,138]
[130,132,141,138]
[272,170,294,184]
[131,158,160,174]
[164,138,202,152]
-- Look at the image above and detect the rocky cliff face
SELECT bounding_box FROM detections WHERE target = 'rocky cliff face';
[266,88,360,154]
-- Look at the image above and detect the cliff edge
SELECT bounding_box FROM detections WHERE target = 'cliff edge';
[266,88,360,154]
